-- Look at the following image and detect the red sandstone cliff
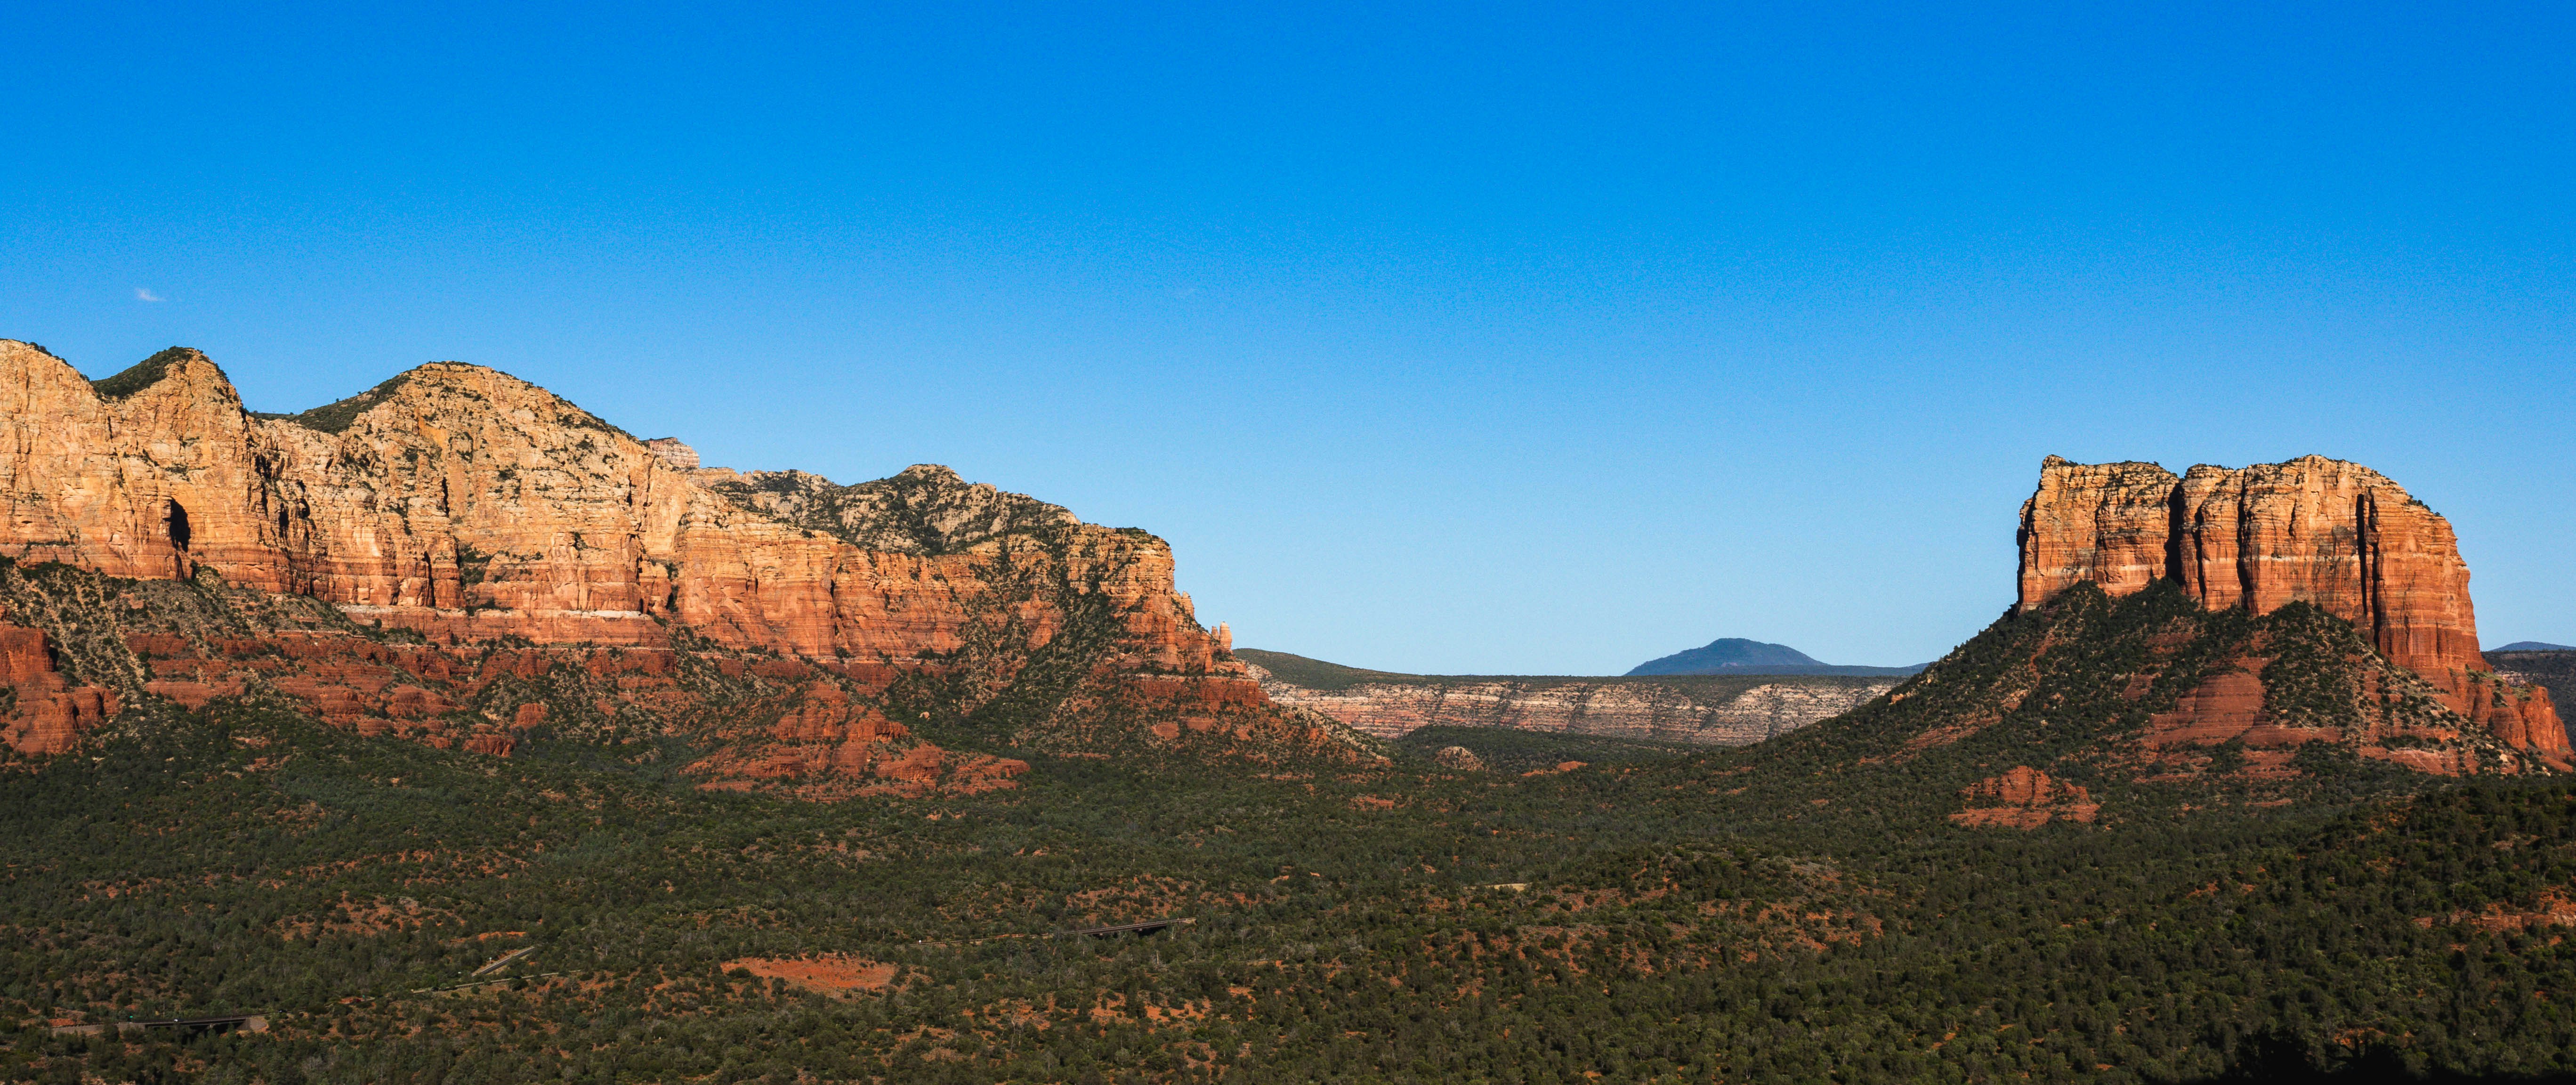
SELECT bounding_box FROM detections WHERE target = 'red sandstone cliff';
[2018,454,2565,759]
[0,623,121,755]
[1950,767,2099,829]
[0,341,1291,767]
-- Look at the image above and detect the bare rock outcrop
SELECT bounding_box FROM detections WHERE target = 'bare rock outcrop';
[0,623,121,755]
[643,437,700,470]
[2487,649,2576,750]
[700,464,1078,556]
[1950,767,2099,829]
[0,341,1296,765]
[2018,454,2565,759]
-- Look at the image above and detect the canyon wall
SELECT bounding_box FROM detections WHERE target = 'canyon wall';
[2018,454,2564,757]
[1243,661,1894,746]
[0,341,1276,756]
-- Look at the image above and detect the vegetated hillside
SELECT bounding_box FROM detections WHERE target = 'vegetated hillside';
[1627,636,1821,672]
[1237,649,1897,746]
[2494,642,2576,653]
[5,587,2575,1084]
[1625,636,1922,677]
[2489,649,2576,749]
[1724,579,2561,826]
[1230,649,1434,693]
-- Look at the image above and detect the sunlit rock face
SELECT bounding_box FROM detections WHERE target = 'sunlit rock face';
[2017,453,2563,758]
[0,340,1280,760]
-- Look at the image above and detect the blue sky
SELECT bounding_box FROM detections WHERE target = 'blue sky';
[4,2,2570,672]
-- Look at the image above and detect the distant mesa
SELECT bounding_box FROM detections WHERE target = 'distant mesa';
[2492,641,2575,653]
[1625,637,1925,677]
[1233,648,1900,746]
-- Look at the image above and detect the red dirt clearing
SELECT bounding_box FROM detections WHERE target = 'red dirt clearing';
[724,955,899,995]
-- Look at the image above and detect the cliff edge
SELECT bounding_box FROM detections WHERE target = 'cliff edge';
[0,341,1313,771]
[2018,454,2565,760]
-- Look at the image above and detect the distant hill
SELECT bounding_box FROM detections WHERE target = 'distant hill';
[2493,640,2576,652]
[1626,636,1925,677]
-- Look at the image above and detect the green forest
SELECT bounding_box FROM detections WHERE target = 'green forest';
[2,584,2572,1084]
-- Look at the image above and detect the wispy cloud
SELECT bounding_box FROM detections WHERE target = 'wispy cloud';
[135,287,165,302]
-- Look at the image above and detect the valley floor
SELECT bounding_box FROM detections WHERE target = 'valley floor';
[1,705,2572,1085]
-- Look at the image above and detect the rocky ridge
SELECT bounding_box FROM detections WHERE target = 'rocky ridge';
[700,465,1080,556]
[1239,650,1895,745]
[0,341,1321,780]
[2487,649,2576,750]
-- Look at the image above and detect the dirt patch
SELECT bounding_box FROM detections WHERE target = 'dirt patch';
[724,955,900,995]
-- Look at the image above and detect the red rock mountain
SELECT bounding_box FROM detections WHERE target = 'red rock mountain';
[2018,454,2565,759]
[0,342,1321,779]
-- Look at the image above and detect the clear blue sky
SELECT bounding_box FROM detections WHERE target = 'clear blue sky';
[4,2,2570,672]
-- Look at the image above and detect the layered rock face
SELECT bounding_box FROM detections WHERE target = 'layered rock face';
[1950,767,2099,829]
[2487,649,2576,750]
[0,341,1282,762]
[0,624,121,755]
[2018,454,2563,757]
[0,558,1030,795]
[1243,661,1895,745]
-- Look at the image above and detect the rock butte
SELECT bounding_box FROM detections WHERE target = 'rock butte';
[0,341,1310,776]
[2018,454,2566,759]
